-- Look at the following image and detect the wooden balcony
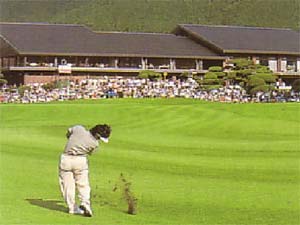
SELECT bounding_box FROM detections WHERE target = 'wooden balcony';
[6,66,57,71]
[277,71,300,78]
[5,66,208,74]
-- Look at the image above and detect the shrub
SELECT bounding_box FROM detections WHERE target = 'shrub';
[239,82,245,87]
[42,82,55,91]
[138,70,161,80]
[250,74,276,83]
[292,79,300,92]
[249,85,270,95]
[138,70,151,79]
[247,77,266,87]
[206,85,222,91]
[231,58,253,70]
[256,65,271,73]
[178,71,189,80]
[215,72,226,78]
[195,79,204,85]
[17,85,31,96]
[238,69,255,76]
[227,71,237,79]
[0,78,8,86]
[202,79,220,85]
[235,77,247,82]
[208,66,222,72]
[0,73,7,86]
[149,72,162,81]
[204,72,218,79]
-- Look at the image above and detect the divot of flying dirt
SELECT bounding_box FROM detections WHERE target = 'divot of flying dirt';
[113,173,138,215]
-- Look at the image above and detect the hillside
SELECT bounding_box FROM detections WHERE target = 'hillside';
[0,0,299,32]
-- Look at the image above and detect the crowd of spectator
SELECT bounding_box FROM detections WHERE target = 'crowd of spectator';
[0,76,299,104]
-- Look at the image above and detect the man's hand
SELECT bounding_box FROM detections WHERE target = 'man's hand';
[66,127,73,139]
[66,130,71,139]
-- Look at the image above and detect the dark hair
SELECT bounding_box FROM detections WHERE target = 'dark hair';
[90,124,111,139]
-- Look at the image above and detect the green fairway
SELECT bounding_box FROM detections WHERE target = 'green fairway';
[0,99,299,225]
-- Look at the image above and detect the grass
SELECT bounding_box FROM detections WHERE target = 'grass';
[0,98,299,225]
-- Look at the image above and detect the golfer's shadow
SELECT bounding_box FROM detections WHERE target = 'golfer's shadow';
[26,198,68,213]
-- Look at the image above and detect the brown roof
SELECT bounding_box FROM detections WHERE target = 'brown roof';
[175,24,300,55]
[0,23,221,59]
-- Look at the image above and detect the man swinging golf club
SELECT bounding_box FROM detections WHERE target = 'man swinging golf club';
[59,124,111,217]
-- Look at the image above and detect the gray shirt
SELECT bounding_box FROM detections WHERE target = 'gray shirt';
[63,125,99,156]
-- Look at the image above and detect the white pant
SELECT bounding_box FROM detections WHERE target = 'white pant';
[59,154,91,212]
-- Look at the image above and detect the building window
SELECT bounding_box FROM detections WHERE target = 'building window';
[268,59,277,72]
[119,57,141,68]
[287,60,296,72]
[175,59,196,70]
[260,59,269,66]
[202,60,223,70]
[147,58,170,69]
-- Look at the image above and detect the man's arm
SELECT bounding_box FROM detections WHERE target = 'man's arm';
[87,146,99,155]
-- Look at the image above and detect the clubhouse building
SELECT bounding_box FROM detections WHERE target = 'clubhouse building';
[0,22,299,85]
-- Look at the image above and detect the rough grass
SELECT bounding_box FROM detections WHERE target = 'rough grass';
[0,99,299,225]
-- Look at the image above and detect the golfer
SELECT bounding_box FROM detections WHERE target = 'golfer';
[59,124,111,217]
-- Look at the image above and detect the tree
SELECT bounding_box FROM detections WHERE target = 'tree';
[230,58,252,70]
[197,66,223,90]
[249,74,277,83]
[17,85,31,96]
[208,66,226,78]
[177,71,189,81]
[249,85,271,95]
[208,66,222,72]
[247,77,266,89]
[226,71,236,82]
[226,58,277,94]
[42,82,55,91]
[292,79,300,92]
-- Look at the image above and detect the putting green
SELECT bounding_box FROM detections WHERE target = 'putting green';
[0,99,299,225]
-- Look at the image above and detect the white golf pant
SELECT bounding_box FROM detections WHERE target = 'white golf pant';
[59,154,91,212]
